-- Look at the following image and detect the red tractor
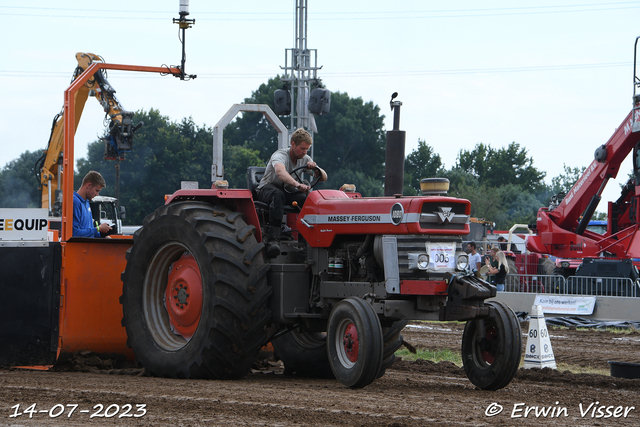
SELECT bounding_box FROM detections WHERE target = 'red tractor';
[120,102,522,390]
[0,64,520,390]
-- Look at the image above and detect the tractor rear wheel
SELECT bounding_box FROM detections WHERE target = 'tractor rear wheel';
[461,300,522,390]
[327,297,383,389]
[120,201,271,379]
[379,320,408,374]
[272,330,334,378]
[273,319,406,380]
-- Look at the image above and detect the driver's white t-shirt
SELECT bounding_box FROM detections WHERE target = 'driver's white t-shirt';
[257,148,313,190]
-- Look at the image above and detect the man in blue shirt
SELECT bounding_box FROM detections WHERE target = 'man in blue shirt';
[73,171,112,237]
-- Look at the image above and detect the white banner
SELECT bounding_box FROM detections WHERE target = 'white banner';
[533,295,596,315]
[0,209,48,241]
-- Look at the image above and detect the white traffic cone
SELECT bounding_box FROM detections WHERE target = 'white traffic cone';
[524,304,557,369]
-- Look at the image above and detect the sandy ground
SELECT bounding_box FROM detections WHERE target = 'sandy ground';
[1,322,639,426]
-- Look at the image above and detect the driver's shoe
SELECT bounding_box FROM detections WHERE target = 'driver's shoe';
[266,226,281,258]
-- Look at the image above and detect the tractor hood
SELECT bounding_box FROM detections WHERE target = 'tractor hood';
[297,190,471,247]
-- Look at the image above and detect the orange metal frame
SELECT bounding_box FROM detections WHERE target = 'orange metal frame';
[61,62,180,241]
[57,63,180,359]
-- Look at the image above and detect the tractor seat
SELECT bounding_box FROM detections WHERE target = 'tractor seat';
[247,166,269,210]
[246,166,299,213]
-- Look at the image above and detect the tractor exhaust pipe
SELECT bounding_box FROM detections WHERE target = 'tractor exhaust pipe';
[385,92,406,196]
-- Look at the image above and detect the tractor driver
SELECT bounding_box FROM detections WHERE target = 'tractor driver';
[73,170,112,238]
[256,128,327,257]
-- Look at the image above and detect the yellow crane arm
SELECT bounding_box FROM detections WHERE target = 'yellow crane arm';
[38,53,137,215]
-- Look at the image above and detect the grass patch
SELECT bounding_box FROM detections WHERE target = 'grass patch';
[554,362,610,376]
[551,326,637,334]
[396,347,462,366]
[396,347,611,376]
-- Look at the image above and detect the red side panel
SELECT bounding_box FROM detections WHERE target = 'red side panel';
[297,190,470,247]
[400,280,448,295]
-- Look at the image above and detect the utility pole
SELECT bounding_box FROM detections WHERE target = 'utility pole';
[279,0,328,155]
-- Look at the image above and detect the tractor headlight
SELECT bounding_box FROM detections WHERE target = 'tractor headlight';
[560,261,570,268]
[408,253,430,271]
[456,254,469,271]
[417,254,430,270]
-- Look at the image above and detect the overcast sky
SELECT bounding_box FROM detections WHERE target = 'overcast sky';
[2,0,639,209]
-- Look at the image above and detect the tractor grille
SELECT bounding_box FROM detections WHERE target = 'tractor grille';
[419,201,469,231]
[396,235,463,278]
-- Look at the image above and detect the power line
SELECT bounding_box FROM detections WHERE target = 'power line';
[0,62,630,79]
[0,2,638,20]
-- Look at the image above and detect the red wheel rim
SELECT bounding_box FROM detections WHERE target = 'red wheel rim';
[481,325,497,364]
[342,322,359,363]
[164,253,202,340]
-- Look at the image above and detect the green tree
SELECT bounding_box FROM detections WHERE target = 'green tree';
[223,144,265,189]
[75,109,214,224]
[223,77,387,191]
[223,76,287,161]
[313,92,386,181]
[454,142,546,193]
[404,140,443,195]
[321,169,383,197]
[450,181,540,229]
[0,150,44,208]
[550,164,585,195]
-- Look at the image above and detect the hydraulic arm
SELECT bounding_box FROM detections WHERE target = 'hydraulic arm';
[36,53,140,216]
[527,37,640,260]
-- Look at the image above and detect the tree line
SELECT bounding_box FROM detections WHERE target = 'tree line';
[0,76,592,228]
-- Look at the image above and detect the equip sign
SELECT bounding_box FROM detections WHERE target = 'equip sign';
[0,209,49,241]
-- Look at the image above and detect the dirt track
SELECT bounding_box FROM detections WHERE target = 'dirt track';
[1,322,639,426]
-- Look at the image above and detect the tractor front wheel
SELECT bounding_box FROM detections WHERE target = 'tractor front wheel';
[461,301,522,390]
[326,297,383,389]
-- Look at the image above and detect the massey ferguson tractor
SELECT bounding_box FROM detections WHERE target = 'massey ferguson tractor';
[119,102,522,390]
[0,60,520,391]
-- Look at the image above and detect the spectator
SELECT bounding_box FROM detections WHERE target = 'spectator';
[485,250,509,291]
[73,171,112,238]
[497,235,508,251]
[467,242,482,275]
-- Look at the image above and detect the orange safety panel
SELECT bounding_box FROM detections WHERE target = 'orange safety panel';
[59,238,134,359]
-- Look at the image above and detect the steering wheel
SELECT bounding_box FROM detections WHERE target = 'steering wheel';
[284,163,322,193]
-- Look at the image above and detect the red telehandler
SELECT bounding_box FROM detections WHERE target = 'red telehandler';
[526,37,640,296]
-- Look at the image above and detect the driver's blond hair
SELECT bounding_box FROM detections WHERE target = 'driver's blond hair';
[291,128,312,146]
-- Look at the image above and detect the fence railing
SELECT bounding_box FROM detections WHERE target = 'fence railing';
[501,273,640,297]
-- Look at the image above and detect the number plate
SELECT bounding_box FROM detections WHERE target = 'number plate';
[426,242,456,270]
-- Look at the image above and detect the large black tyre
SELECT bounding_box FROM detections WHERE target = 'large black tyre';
[379,320,408,374]
[120,201,271,379]
[461,301,522,390]
[327,297,384,389]
[273,319,407,380]
[271,330,334,378]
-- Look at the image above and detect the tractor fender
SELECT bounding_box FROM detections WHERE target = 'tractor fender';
[165,189,262,242]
